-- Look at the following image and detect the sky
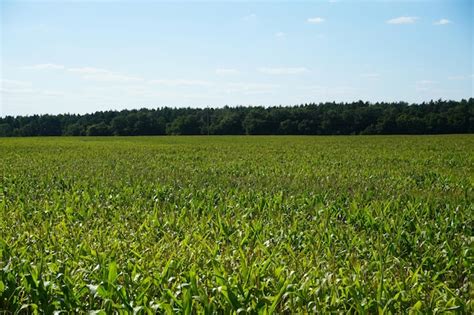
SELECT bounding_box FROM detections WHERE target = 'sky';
[0,0,472,116]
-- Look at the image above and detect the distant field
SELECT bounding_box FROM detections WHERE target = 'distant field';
[0,136,472,313]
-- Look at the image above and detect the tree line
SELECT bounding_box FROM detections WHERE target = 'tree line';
[0,99,472,137]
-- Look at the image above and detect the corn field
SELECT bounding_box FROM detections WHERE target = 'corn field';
[0,135,472,313]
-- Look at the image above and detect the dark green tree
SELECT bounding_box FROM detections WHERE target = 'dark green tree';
[87,122,112,136]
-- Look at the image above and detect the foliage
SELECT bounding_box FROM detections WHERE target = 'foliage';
[0,135,473,313]
[1,99,473,137]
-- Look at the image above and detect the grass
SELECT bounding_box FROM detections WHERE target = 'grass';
[0,135,472,313]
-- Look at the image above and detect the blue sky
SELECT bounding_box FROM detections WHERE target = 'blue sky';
[1,0,472,116]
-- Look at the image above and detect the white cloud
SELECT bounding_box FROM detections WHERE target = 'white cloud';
[84,85,162,99]
[148,79,212,87]
[21,64,143,82]
[83,73,142,82]
[434,19,452,25]
[67,67,143,82]
[67,67,108,74]
[415,80,437,92]
[448,75,465,80]
[242,13,257,21]
[1,79,32,88]
[41,90,66,97]
[275,32,286,38]
[307,17,325,24]
[416,80,436,85]
[224,82,279,95]
[0,80,63,97]
[386,16,418,25]
[0,79,35,95]
[300,85,358,95]
[0,87,36,95]
[360,73,380,79]
[258,67,310,75]
[22,63,65,70]
[215,68,240,75]
[16,24,51,33]
[448,75,472,80]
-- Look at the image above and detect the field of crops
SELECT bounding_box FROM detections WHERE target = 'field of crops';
[0,135,472,313]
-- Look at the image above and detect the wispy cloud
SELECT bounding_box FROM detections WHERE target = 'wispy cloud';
[41,90,66,97]
[22,63,65,70]
[386,16,418,25]
[0,79,34,95]
[84,73,143,82]
[307,17,325,24]
[448,75,471,80]
[0,79,64,97]
[1,79,32,88]
[415,80,437,92]
[416,80,436,85]
[0,87,35,95]
[23,64,143,82]
[274,32,286,38]
[258,67,309,75]
[67,67,108,74]
[224,82,279,95]
[434,18,452,25]
[68,67,143,82]
[300,85,359,96]
[148,79,212,87]
[17,23,52,33]
[361,73,380,79]
[216,68,240,75]
[242,13,257,21]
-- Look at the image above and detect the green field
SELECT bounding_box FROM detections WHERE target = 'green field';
[0,136,472,313]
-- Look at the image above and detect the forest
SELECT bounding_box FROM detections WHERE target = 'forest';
[0,99,472,136]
